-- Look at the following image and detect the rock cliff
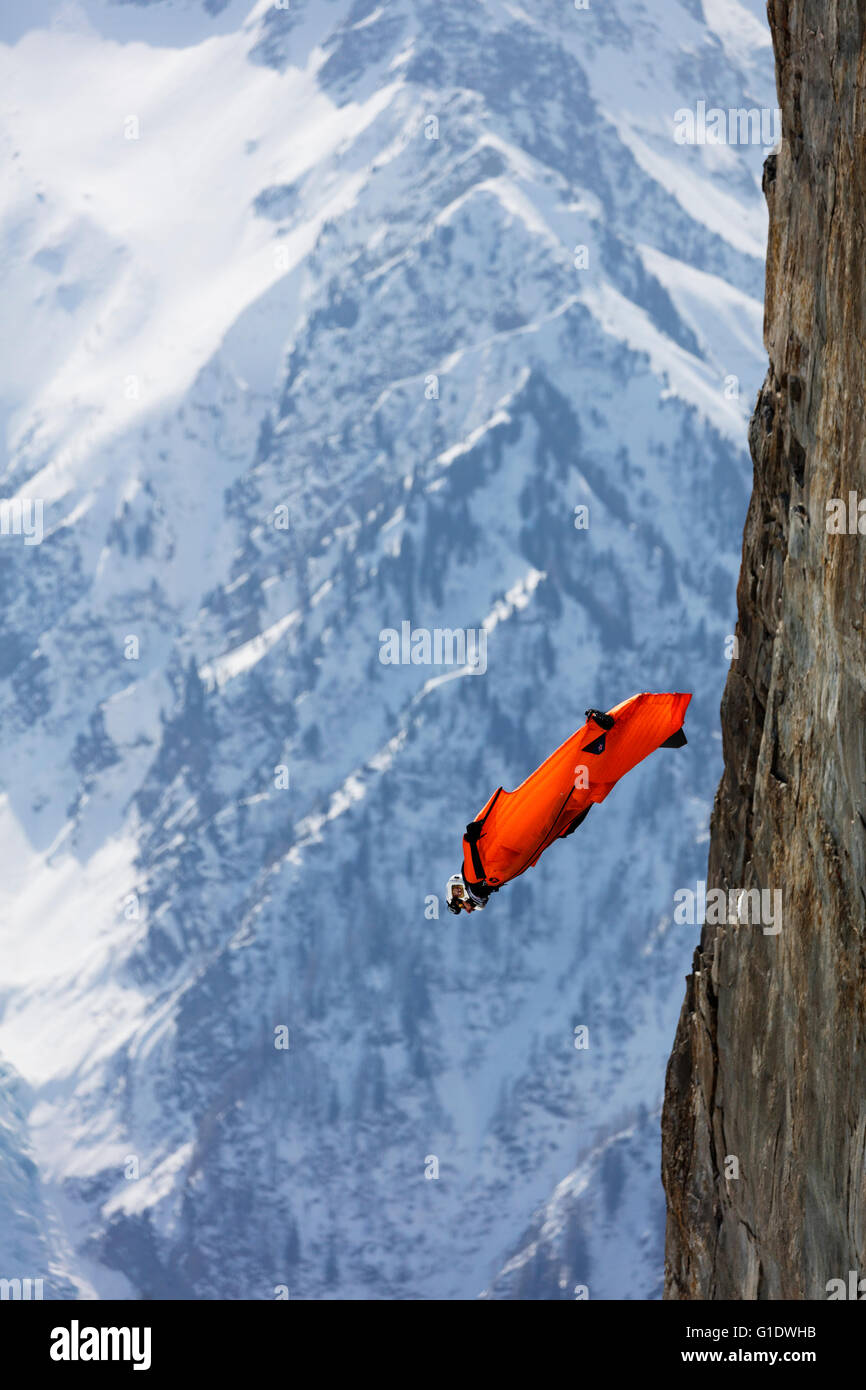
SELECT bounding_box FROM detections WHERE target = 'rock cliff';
[662,0,866,1299]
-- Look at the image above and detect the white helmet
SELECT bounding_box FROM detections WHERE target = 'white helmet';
[446,873,486,914]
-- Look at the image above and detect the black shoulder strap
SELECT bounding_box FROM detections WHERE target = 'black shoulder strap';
[464,787,504,886]
[464,819,486,882]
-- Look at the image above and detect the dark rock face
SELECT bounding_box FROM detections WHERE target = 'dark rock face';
[662,0,866,1300]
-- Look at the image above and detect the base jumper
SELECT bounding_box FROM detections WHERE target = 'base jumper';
[445,691,692,914]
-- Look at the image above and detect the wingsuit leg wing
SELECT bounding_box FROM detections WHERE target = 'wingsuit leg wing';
[460,692,691,898]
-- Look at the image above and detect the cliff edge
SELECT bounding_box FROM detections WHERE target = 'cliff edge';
[662,0,866,1299]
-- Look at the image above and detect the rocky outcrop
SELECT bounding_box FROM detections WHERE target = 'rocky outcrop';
[0,0,777,1299]
[662,0,866,1299]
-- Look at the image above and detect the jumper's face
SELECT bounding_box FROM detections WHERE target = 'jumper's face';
[447,876,473,911]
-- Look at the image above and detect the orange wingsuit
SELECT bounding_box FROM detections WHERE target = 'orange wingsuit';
[461,692,691,894]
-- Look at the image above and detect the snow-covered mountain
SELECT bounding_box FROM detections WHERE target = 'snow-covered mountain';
[0,0,774,1298]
